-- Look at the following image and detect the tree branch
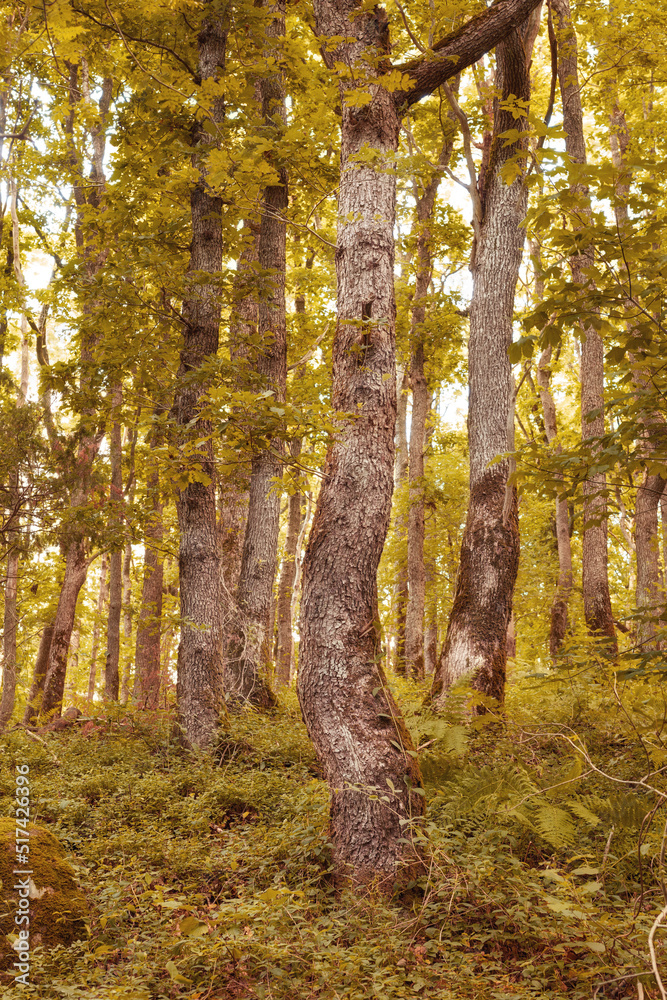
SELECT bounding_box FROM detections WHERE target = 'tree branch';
[396,0,543,109]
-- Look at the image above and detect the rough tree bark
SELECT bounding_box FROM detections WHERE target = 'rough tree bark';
[120,541,132,704]
[174,12,227,749]
[552,0,617,653]
[299,0,544,887]
[223,1,286,709]
[393,367,409,675]
[431,10,541,710]
[23,624,55,726]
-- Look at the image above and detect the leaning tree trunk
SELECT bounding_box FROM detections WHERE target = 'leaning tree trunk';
[552,0,617,653]
[431,11,541,710]
[41,539,89,717]
[223,1,286,709]
[23,623,55,726]
[174,13,227,749]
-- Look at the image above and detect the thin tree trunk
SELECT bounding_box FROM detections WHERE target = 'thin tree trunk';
[0,545,19,730]
[65,629,80,699]
[104,402,123,701]
[120,541,132,704]
[275,443,304,687]
[40,63,112,718]
[135,437,164,710]
[174,13,226,749]
[88,554,108,703]
[299,0,544,887]
[393,367,409,675]
[431,11,541,710]
[223,1,286,709]
[23,623,55,726]
[609,103,666,648]
[552,0,617,652]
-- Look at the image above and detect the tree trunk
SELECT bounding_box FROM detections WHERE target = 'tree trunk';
[298,3,424,887]
[275,443,304,687]
[552,0,617,653]
[23,623,55,726]
[609,104,666,649]
[223,1,286,709]
[39,63,112,717]
[40,540,88,718]
[120,541,132,704]
[88,553,108,703]
[298,0,544,887]
[537,340,573,655]
[431,12,541,710]
[0,545,19,730]
[174,13,227,749]
[135,444,164,710]
[104,407,123,701]
[393,368,409,675]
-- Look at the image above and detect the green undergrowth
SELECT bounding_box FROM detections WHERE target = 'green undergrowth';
[0,669,665,999]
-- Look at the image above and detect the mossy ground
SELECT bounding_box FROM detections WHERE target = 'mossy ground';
[0,667,664,999]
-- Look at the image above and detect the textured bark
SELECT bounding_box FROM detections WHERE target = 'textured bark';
[88,554,108,702]
[223,2,285,709]
[275,443,304,687]
[537,342,573,656]
[23,623,55,726]
[298,2,424,887]
[174,13,226,749]
[104,407,123,701]
[431,13,540,710]
[393,368,409,675]
[552,0,617,652]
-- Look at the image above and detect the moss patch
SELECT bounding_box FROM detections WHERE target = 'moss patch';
[0,818,88,971]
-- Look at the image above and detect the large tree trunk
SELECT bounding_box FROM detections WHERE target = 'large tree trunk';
[297,3,425,887]
[431,12,541,710]
[174,13,226,749]
[552,0,617,653]
[0,545,19,731]
[88,553,108,702]
[537,344,573,655]
[223,1,285,709]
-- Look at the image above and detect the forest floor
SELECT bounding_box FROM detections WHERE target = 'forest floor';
[0,664,665,1000]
